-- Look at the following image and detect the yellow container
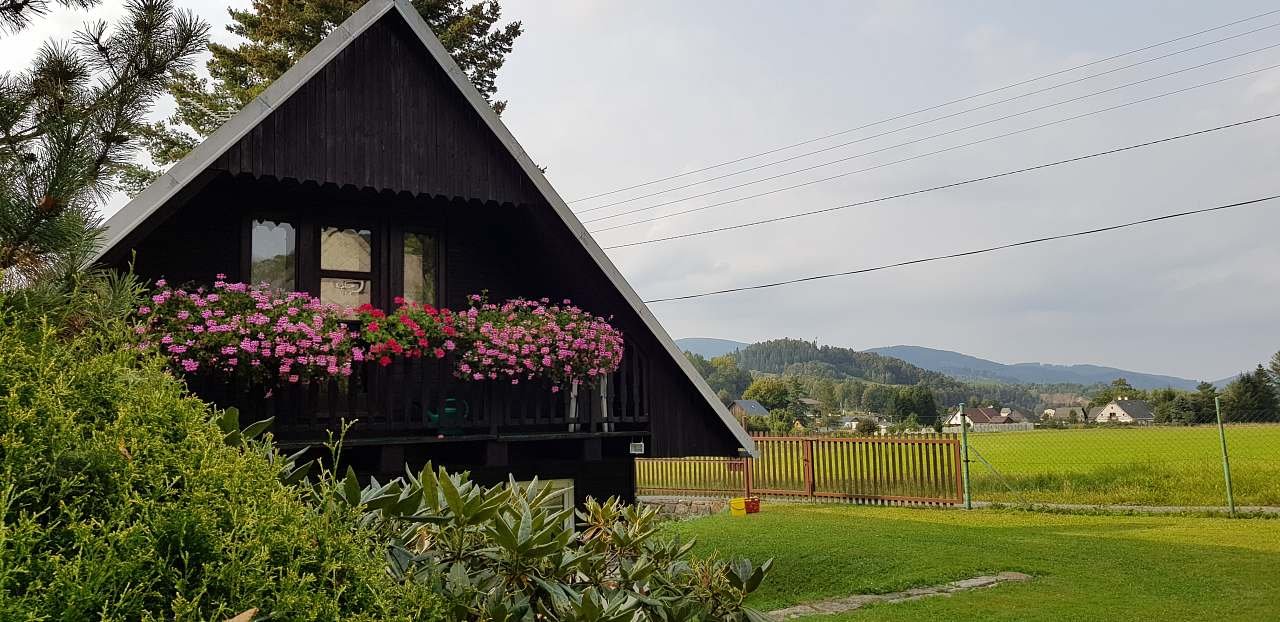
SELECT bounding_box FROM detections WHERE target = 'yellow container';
[729,497,747,517]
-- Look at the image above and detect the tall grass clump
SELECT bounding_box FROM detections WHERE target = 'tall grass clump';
[0,291,444,620]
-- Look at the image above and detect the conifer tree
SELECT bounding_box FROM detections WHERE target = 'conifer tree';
[1222,366,1279,422]
[0,0,208,288]
[128,0,522,193]
[0,0,95,33]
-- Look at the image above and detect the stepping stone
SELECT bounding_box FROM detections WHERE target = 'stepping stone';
[948,576,999,589]
[767,571,1032,620]
[997,571,1033,581]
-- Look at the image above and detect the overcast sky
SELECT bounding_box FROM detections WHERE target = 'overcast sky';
[3,0,1278,381]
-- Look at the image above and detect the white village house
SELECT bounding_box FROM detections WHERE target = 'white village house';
[1091,398,1155,424]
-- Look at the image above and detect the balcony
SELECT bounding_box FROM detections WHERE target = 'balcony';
[186,354,651,446]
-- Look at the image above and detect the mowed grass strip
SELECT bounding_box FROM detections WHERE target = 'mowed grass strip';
[965,424,1280,506]
[666,504,1280,621]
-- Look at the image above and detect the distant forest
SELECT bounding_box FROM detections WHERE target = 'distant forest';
[698,338,1101,414]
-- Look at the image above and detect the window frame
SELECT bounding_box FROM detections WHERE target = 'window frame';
[242,214,300,290]
[391,225,445,308]
[317,222,379,309]
[242,213,443,311]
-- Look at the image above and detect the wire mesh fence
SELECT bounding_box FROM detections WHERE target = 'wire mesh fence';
[959,409,1280,509]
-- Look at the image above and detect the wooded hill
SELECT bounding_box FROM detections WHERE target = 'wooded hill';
[723,339,1094,413]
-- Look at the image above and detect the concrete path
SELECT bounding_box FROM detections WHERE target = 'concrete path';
[766,572,1033,620]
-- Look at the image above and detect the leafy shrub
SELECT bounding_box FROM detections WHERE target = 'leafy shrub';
[0,311,443,620]
[852,417,882,435]
[343,465,773,621]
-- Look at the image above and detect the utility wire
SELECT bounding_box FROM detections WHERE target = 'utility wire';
[587,44,1280,225]
[577,21,1280,215]
[589,60,1280,232]
[640,195,1280,303]
[602,112,1280,249]
[568,7,1280,203]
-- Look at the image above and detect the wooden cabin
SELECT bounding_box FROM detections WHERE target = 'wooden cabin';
[95,0,753,504]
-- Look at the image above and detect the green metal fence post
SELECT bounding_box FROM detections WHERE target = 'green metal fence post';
[1214,396,1236,516]
[958,402,972,510]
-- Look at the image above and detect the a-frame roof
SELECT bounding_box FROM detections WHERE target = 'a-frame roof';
[97,0,754,455]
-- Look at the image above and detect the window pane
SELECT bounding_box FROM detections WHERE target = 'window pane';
[250,220,295,290]
[321,227,372,271]
[320,277,371,309]
[403,232,438,306]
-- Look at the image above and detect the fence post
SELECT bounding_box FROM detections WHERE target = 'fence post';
[802,439,815,498]
[958,403,972,510]
[1214,396,1236,516]
[744,456,753,498]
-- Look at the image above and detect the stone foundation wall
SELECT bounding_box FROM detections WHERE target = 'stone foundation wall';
[638,495,728,518]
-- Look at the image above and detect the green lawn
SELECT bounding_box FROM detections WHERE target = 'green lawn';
[665,503,1280,621]
[964,424,1280,506]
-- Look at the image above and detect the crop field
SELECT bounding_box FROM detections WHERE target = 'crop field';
[964,424,1280,506]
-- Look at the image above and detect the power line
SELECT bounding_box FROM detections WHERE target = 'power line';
[577,20,1280,214]
[588,60,1280,232]
[640,195,1280,303]
[568,7,1280,203]
[586,44,1280,226]
[602,112,1280,249]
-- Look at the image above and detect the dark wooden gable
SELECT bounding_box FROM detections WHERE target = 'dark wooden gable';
[213,13,540,206]
[98,0,753,462]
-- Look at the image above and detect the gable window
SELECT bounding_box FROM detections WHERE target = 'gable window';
[319,226,374,308]
[244,213,440,311]
[250,219,296,290]
[401,231,438,306]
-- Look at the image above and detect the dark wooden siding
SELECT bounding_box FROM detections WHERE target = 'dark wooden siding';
[214,14,541,206]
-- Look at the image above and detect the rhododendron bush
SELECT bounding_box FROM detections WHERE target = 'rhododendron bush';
[137,279,624,390]
[136,277,361,385]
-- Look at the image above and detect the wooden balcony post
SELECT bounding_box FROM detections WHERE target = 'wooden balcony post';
[599,376,611,433]
[567,383,579,433]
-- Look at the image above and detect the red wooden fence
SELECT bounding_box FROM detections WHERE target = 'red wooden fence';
[636,435,963,506]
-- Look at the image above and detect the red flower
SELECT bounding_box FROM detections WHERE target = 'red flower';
[367,321,379,332]
[378,356,392,367]
[433,348,445,359]
[394,296,405,305]
[443,325,457,337]
[370,309,386,319]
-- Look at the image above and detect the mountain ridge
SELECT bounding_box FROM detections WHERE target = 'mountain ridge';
[676,338,1216,390]
[867,345,1206,390]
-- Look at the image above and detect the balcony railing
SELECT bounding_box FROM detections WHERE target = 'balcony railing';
[186,354,651,443]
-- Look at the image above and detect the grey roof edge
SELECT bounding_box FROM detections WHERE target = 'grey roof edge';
[94,0,754,456]
[387,0,754,456]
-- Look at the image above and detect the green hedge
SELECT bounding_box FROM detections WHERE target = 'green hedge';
[0,316,444,620]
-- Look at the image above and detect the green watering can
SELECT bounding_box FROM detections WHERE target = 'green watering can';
[427,398,469,436]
